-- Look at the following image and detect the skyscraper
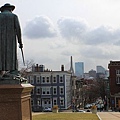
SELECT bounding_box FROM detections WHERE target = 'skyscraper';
[96,65,108,78]
[96,66,106,74]
[75,62,84,78]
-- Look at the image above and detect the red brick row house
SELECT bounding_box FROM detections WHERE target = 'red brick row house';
[108,61,120,109]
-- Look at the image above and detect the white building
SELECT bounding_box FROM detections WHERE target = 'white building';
[27,64,72,111]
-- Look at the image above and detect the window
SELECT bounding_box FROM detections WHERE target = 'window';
[36,87,40,94]
[116,77,120,84]
[116,70,120,75]
[60,86,64,95]
[53,87,57,95]
[53,77,57,83]
[60,98,64,106]
[36,76,40,84]
[46,88,50,94]
[60,76,63,83]
[42,87,51,95]
[42,77,45,83]
[44,99,51,105]
[46,77,50,83]
[49,101,51,104]
[31,89,34,94]
[41,76,51,83]
[53,98,57,105]
[30,76,34,84]
[42,88,46,94]
[44,101,47,104]
[37,100,41,105]
[116,70,120,84]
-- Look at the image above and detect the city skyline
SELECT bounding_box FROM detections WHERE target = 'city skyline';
[1,0,120,72]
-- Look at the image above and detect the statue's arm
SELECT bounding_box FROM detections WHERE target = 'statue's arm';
[14,15,22,46]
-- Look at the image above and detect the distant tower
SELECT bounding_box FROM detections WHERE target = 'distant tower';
[70,56,74,76]
[96,66,106,74]
[75,62,84,78]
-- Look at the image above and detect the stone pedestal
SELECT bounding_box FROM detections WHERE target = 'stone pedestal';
[0,84,34,120]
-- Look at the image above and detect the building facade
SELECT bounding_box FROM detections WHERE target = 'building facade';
[88,69,96,78]
[96,66,106,74]
[27,64,72,111]
[108,61,120,109]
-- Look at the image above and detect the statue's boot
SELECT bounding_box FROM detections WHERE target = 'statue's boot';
[0,71,5,79]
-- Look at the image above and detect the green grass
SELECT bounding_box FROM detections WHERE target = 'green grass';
[32,113,99,120]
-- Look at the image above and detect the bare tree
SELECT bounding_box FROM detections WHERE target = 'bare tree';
[84,79,107,104]
[19,59,34,77]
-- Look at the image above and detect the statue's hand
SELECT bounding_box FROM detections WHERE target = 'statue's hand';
[19,43,23,48]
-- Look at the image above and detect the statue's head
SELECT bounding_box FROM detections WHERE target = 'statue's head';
[0,3,15,12]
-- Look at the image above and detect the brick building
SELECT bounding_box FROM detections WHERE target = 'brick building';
[108,61,120,109]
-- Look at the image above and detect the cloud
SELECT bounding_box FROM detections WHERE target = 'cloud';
[49,39,67,49]
[80,45,119,60]
[23,16,57,39]
[113,29,120,45]
[84,26,117,45]
[57,17,88,40]
[57,17,120,46]
[61,49,78,56]
[23,15,120,46]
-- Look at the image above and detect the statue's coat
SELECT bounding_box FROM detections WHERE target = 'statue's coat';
[0,10,22,71]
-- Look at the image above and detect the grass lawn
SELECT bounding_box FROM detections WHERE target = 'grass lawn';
[32,113,99,120]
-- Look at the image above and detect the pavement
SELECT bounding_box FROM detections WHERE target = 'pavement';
[97,112,120,120]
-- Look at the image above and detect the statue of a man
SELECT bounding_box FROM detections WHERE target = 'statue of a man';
[0,3,23,77]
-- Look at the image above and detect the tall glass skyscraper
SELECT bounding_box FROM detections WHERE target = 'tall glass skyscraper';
[75,62,84,77]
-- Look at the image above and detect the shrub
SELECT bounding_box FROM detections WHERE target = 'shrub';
[52,105,58,110]
[91,105,97,110]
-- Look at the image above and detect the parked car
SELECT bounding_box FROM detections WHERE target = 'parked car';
[43,107,52,112]
[84,104,92,109]
[86,109,90,112]
[96,104,104,111]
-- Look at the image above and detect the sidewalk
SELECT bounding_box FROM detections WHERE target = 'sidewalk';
[98,112,120,120]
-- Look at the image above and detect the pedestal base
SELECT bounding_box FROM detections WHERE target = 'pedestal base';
[0,84,34,120]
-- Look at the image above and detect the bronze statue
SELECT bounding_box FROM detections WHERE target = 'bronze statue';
[0,3,23,80]
[0,3,27,84]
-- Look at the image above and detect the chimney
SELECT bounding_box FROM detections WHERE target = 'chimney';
[32,64,35,72]
[39,65,45,72]
[35,64,39,72]
[61,65,64,71]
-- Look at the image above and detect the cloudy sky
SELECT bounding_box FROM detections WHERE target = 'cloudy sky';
[1,0,120,72]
